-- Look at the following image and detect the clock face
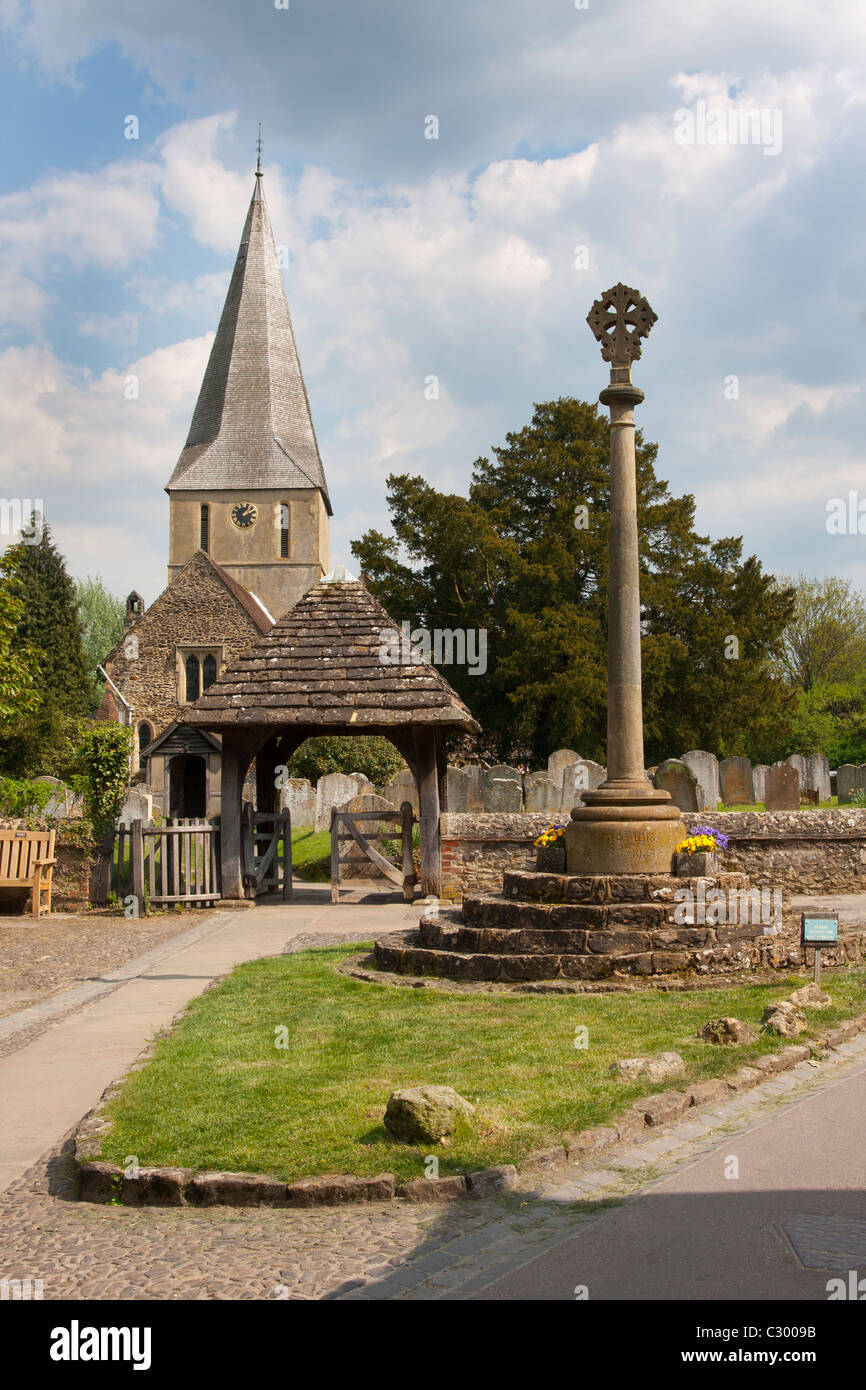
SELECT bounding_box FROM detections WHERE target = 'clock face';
[230,501,258,529]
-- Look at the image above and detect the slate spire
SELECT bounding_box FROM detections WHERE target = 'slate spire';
[165,167,331,512]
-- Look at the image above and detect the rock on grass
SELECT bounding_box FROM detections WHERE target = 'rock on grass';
[383,1085,476,1143]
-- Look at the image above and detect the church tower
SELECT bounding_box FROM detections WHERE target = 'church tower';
[165,158,331,621]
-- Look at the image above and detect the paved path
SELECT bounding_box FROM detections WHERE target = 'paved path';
[0,885,412,1194]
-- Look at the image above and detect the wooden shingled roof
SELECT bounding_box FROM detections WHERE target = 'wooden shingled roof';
[183,576,480,732]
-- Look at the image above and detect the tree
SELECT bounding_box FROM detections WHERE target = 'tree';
[0,549,42,728]
[772,575,866,692]
[76,576,126,710]
[0,522,92,776]
[288,736,405,787]
[352,397,797,766]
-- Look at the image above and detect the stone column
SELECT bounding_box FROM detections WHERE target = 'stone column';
[566,284,684,875]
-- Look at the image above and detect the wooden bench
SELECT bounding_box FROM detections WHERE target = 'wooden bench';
[0,828,56,917]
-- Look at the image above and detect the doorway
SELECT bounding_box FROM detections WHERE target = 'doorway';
[169,754,207,818]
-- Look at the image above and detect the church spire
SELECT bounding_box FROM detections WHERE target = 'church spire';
[165,161,331,512]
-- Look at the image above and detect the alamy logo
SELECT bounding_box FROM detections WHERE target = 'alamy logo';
[379,621,487,676]
[674,883,782,930]
[49,1321,152,1371]
[0,499,43,544]
[674,100,783,157]
[1,1277,43,1300]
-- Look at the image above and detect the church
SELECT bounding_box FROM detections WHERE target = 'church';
[100,158,331,818]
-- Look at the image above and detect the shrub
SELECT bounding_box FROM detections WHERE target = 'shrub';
[288,735,404,788]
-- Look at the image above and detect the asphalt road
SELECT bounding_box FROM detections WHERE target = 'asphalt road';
[475,1053,866,1300]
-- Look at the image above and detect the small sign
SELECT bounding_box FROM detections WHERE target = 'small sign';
[801,914,839,945]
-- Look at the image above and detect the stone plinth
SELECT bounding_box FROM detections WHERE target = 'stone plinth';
[374,866,763,983]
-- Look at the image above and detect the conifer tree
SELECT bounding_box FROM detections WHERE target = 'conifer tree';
[0,521,92,774]
[352,398,797,766]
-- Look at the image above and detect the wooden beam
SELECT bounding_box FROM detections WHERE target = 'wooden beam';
[413,727,440,897]
[220,730,261,900]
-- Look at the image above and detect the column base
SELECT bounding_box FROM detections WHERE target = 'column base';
[566,796,685,876]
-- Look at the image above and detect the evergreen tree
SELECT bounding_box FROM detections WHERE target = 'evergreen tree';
[0,522,92,775]
[352,398,797,766]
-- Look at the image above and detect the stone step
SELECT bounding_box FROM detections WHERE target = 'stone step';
[462,894,670,931]
[373,930,755,982]
[419,919,722,955]
[501,869,749,904]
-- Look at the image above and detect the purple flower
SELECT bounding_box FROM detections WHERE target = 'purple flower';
[694,824,729,850]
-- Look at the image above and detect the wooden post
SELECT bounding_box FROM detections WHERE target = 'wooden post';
[282,810,293,901]
[330,807,340,903]
[400,800,415,901]
[219,731,254,900]
[255,736,278,815]
[131,818,145,915]
[413,729,441,897]
[242,801,255,897]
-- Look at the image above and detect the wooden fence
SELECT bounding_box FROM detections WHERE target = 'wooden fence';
[112,818,220,909]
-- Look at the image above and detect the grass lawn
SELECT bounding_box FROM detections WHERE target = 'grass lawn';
[98,946,866,1183]
[289,828,331,881]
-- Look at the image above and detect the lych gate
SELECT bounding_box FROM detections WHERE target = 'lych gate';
[184,571,478,899]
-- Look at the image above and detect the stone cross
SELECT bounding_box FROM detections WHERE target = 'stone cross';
[566,283,684,875]
[586,282,658,383]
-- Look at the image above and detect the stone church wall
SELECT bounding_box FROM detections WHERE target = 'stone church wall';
[102,552,265,755]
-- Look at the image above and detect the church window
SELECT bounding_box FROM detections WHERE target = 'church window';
[202,653,217,690]
[138,721,153,770]
[279,502,290,558]
[200,504,209,553]
[185,654,201,702]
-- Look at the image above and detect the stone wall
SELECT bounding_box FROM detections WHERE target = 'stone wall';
[682,809,866,894]
[439,808,866,900]
[440,813,553,898]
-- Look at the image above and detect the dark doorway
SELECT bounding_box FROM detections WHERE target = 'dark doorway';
[169,754,207,818]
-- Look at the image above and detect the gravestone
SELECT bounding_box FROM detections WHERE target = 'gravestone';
[338,792,396,879]
[280,778,316,827]
[561,759,606,810]
[681,751,720,811]
[838,764,866,804]
[719,756,754,806]
[547,750,580,787]
[444,766,471,813]
[482,766,522,809]
[786,754,831,804]
[383,768,419,818]
[653,759,699,812]
[118,788,153,827]
[765,762,799,811]
[484,777,523,812]
[523,773,562,813]
[752,765,768,805]
[316,772,372,831]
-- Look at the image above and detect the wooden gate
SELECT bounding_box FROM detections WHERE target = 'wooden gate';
[120,818,221,910]
[330,800,415,903]
[243,804,292,900]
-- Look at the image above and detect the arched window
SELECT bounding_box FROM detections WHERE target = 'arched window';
[279,502,290,558]
[138,721,153,770]
[185,654,201,702]
[202,653,217,690]
[200,504,209,553]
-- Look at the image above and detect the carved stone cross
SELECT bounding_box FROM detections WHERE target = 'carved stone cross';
[586,283,657,375]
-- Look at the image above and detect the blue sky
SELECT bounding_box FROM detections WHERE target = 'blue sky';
[0,0,864,604]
